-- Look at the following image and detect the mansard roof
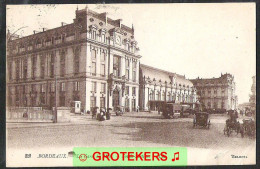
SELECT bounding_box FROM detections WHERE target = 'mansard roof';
[190,73,235,85]
[140,64,193,87]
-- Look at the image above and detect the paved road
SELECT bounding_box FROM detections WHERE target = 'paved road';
[6,112,256,166]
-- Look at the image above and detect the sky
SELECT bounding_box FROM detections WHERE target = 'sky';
[6,3,256,104]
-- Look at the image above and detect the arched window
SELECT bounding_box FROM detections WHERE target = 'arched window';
[162,92,165,101]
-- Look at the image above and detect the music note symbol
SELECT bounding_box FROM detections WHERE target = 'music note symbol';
[172,152,179,162]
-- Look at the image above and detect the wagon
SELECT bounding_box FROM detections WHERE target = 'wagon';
[224,110,243,137]
[193,112,210,129]
[162,102,182,119]
[223,118,243,137]
[241,118,255,138]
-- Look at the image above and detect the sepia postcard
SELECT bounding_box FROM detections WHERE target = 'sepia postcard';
[6,3,256,167]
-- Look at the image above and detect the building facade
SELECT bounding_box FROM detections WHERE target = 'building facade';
[139,64,197,111]
[7,6,141,112]
[190,73,238,111]
[249,75,256,105]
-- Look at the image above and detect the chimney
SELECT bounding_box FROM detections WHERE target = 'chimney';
[34,30,36,34]
[43,28,45,32]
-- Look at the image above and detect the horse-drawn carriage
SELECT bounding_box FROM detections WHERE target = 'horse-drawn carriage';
[224,110,244,137]
[241,118,255,138]
[162,102,182,119]
[193,112,211,129]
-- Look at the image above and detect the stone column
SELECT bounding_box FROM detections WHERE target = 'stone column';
[144,86,149,111]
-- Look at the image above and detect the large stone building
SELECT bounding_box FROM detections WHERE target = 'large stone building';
[139,64,197,111]
[6,6,141,112]
[190,73,238,111]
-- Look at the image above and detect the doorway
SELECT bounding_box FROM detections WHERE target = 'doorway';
[113,90,120,109]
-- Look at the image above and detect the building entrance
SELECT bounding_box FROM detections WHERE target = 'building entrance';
[112,90,120,109]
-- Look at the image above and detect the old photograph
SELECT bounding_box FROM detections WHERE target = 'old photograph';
[6,3,256,167]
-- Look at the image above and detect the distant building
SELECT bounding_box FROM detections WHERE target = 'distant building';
[190,73,238,110]
[249,75,256,105]
[6,6,141,112]
[139,64,197,111]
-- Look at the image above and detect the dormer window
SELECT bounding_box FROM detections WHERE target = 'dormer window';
[36,39,42,48]
[28,41,33,51]
[45,38,51,46]
[89,25,98,40]
[55,36,61,44]
[19,43,25,52]
[99,29,107,43]
[92,30,96,39]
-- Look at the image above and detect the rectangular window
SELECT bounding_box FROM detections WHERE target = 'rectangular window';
[102,34,106,43]
[126,59,130,68]
[126,70,129,80]
[40,84,45,93]
[125,86,129,95]
[91,49,96,60]
[132,70,136,82]
[23,58,27,80]
[90,96,96,108]
[113,56,120,77]
[133,61,137,69]
[74,49,79,74]
[74,81,80,91]
[40,95,46,105]
[40,56,45,78]
[101,52,105,62]
[50,54,54,77]
[132,87,136,96]
[101,83,106,93]
[60,82,65,92]
[50,83,55,92]
[8,61,12,80]
[31,84,36,93]
[91,62,96,76]
[92,82,97,92]
[125,98,129,108]
[60,53,65,77]
[92,31,96,40]
[100,64,105,77]
[15,59,20,80]
[100,97,105,108]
